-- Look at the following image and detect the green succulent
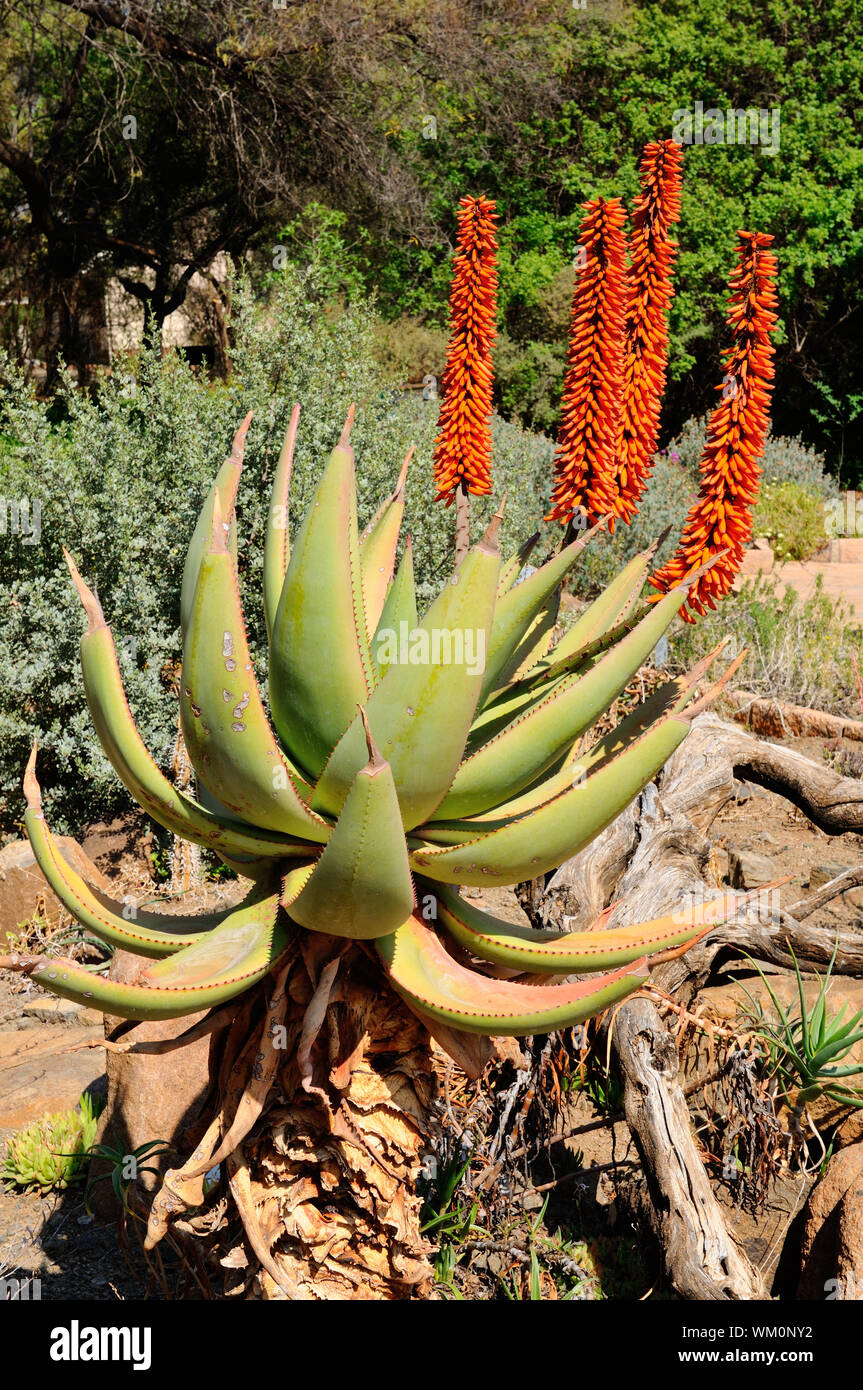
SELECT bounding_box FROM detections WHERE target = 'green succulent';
[740,942,863,1109]
[1,1091,103,1193]
[6,407,748,1037]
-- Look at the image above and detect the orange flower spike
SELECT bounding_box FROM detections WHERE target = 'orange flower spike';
[433,195,500,504]
[614,140,683,524]
[546,197,627,529]
[649,231,779,620]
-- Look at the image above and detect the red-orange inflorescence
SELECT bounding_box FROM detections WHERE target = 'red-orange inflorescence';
[649,231,778,619]
[546,197,627,528]
[613,140,683,525]
[433,195,499,504]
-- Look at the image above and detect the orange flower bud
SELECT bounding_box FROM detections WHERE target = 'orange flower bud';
[613,140,683,524]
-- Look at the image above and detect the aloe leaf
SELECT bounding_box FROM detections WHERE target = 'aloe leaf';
[262,403,299,643]
[181,492,330,842]
[269,413,373,778]
[377,914,646,1036]
[290,715,414,939]
[311,518,501,829]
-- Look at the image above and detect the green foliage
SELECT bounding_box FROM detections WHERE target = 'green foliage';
[84,1139,173,1214]
[420,1155,601,1300]
[270,204,372,307]
[738,943,863,1110]
[1,1090,104,1193]
[752,481,826,561]
[0,269,552,837]
[670,573,861,716]
[371,317,447,388]
[668,415,836,497]
[811,380,863,480]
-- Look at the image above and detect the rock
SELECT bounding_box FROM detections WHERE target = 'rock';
[701,974,863,1036]
[798,1142,863,1299]
[0,1030,105,1138]
[837,1110,863,1149]
[78,813,155,880]
[809,863,849,889]
[837,538,863,563]
[727,847,778,890]
[739,545,774,574]
[10,996,102,1029]
[0,837,114,945]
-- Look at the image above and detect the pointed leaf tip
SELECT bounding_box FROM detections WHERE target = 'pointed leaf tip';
[395,445,414,499]
[339,403,356,447]
[64,550,106,633]
[23,743,41,810]
[357,705,386,772]
[228,411,253,465]
[480,493,506,552]
[643,525,673,562]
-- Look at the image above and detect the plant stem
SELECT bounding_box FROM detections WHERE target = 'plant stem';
[455,483,470,565]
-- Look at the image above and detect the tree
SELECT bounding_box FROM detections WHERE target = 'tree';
[0,0,567,382]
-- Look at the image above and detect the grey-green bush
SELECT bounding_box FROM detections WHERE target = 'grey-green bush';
[665,414,837,498]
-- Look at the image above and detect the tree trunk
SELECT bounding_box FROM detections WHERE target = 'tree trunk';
[238,940,436,1300]
[105,936,438,1299]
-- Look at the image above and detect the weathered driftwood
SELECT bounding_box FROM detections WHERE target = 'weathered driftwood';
[606,997,766,1299]
[532,712,863,1300]
[728,688,863,744]
[717,709,863,832]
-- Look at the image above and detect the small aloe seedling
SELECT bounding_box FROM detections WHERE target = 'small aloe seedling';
[84,1139,174,1214]
[739,941,863,1110]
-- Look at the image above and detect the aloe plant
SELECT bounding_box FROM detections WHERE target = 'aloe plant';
[739,943,863,1110]
[3,403,748,1039]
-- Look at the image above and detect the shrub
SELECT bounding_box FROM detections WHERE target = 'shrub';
[0,268,554,837]
[665,415,837,498]
[370,316,447,388]
[752,481,826,561]
[670,573,861,717]
[1,1091,103,1193]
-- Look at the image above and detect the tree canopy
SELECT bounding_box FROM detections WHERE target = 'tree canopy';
[0,0,860,470]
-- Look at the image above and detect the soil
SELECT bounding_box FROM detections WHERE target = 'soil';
[2,723,863,1302]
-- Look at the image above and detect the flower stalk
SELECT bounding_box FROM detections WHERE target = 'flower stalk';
[650,231,778,618]
[546,197,627,530]
[433,194,499,561]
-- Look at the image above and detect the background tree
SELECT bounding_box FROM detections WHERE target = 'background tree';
[0,0,564,381]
